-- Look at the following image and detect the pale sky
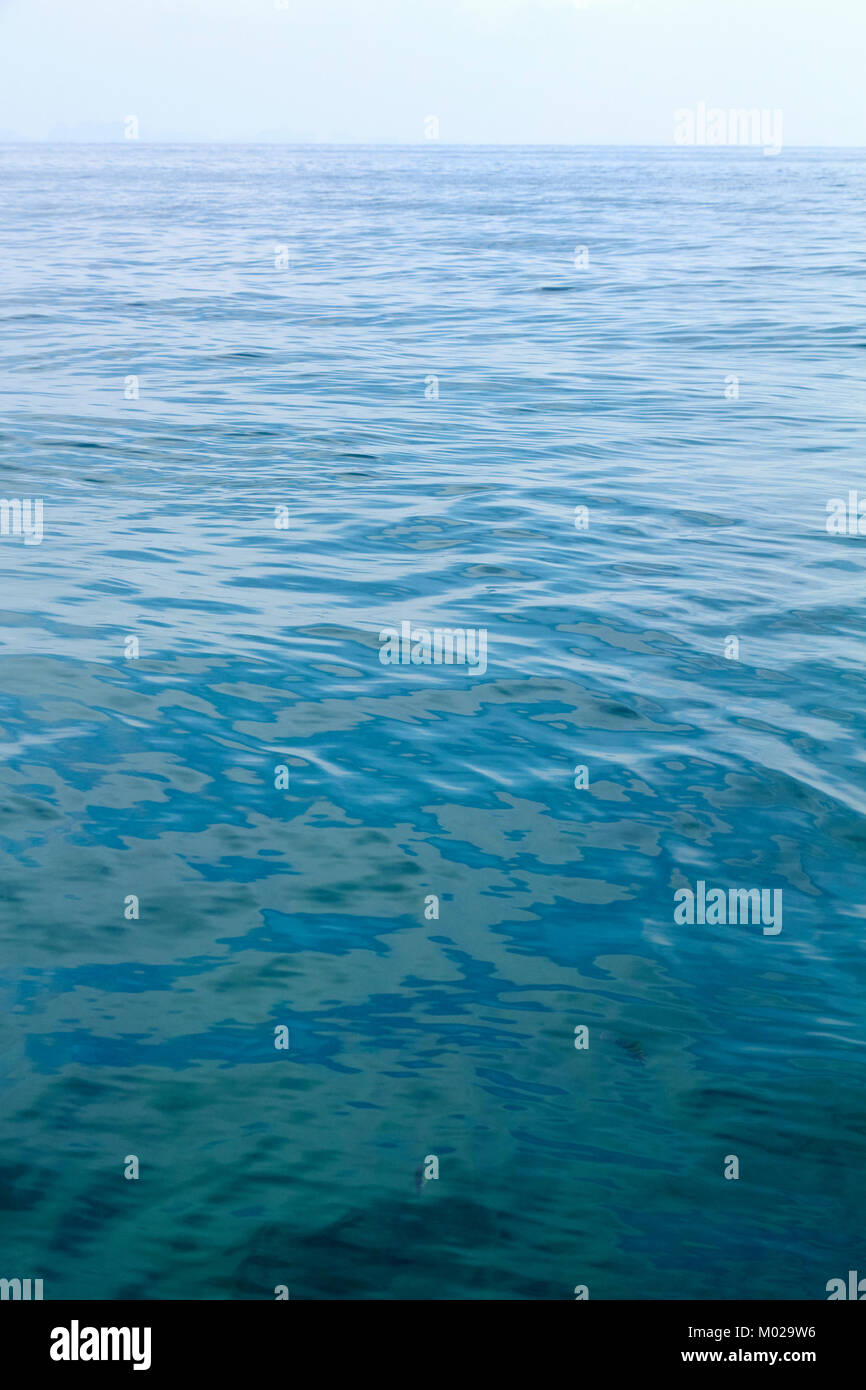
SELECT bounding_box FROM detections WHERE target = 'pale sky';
[0,0,863,144]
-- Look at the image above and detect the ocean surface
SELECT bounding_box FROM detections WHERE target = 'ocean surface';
[0,144,864,1300]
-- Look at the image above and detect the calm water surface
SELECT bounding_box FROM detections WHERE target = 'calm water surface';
[0,144,864,1298]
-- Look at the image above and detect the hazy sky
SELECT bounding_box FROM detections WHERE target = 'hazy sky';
[0,0,863,144]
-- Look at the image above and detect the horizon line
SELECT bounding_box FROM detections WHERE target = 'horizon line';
[1,139,864,150]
